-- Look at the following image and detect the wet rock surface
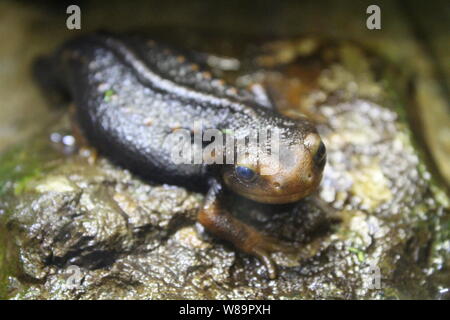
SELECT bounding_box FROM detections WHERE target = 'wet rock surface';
[0,37,449,299]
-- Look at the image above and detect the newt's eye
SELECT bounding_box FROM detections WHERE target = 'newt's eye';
[235,166,256,182]
[313,141,326,170]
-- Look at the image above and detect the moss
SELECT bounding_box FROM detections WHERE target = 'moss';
[0,138,62,298]
[103,89,115,102]
[0,214,21,299]
[348,247,365,263]
[381,287,401,300]
[0,140,61,197]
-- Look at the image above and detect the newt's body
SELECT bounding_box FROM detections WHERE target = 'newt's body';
[34,32,326,279]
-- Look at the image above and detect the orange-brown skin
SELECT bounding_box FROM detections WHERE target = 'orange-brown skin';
[222,132,324,204]
[198,181,298,279]
[200,132,326,279]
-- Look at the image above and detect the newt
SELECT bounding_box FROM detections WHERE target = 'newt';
[33,32,326,279]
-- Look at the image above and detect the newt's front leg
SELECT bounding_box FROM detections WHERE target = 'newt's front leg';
[198,179,287,279]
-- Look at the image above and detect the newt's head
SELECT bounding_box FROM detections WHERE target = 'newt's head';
[222,124,326,204]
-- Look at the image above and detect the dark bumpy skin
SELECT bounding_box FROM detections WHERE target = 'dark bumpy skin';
[34,32,326,279]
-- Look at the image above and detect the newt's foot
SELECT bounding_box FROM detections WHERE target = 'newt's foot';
[246,233,297,279]
[199,179,298,280]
